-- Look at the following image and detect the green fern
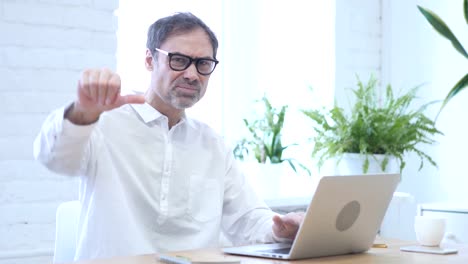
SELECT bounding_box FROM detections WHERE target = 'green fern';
[302,75,443,174]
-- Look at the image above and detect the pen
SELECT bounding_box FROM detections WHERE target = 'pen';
[159,254,192,264]
[372,243,388,248]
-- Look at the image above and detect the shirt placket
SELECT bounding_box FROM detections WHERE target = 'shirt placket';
[159,132,173,223]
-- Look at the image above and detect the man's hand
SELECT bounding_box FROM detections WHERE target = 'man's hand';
[272,212,305,240]
[66,68,145,125]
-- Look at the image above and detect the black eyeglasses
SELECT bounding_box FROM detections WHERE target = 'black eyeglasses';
[155,48,219,75]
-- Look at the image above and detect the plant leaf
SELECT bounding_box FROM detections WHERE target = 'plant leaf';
[465,0,468,25]
[417,5,468,59]
[236,95,310,175]
[439,73,468,114]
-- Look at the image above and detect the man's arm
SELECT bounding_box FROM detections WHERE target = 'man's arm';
[221,155,278,245]
[33,68,145,175]
[65,68,145,125]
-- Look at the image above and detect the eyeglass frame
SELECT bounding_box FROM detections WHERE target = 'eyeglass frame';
[154,48,219,76]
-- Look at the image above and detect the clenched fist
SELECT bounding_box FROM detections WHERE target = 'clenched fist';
[66,68,145,125]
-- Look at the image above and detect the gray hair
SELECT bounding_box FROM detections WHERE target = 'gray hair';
[147,12,219,59]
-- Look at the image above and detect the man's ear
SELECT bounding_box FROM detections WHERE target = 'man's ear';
[145,49,154,71]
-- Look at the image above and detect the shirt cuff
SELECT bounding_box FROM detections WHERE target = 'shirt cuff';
[61,103,97,138]
[62,118,97,137]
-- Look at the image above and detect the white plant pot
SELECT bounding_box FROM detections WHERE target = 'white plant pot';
[242,162,286,200]
[242,162,317,201]
[321,153,399,176]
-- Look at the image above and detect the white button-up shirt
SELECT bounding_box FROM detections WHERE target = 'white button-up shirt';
[34,103,276,261]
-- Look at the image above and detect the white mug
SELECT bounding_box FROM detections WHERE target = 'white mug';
[414,215,446,247]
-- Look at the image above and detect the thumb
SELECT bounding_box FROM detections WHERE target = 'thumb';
[272,215,283,225]
[115,94,146,107]
[122,94,146,104]
[272,215,286,231]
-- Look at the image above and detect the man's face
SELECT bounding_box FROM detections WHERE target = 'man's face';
[145,28,215,111]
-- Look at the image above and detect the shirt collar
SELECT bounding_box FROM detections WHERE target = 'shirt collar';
[131,102,164,123]
[130,103,196,129]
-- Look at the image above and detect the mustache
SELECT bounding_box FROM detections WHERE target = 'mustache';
[174,77,201,88]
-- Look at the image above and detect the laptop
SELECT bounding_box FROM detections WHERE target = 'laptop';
[223,173,400,260]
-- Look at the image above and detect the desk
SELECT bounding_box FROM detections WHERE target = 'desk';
[67,239,468,264]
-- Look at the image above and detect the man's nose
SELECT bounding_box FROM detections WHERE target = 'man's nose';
[183,63,199,80]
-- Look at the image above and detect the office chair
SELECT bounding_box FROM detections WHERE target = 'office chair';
[54,200,81,263]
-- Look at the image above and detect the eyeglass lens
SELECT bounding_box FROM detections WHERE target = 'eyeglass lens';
[169,54,216,75]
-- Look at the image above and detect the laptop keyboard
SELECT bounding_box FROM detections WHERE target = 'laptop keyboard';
[259,247,291,254]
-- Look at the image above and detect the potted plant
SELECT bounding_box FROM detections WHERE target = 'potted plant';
[234,95,310,175]
[417,0,468,115]
[301,75,443,174]
[234,95,311,199]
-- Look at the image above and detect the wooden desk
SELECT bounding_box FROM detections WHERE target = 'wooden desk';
[67,240,468,264]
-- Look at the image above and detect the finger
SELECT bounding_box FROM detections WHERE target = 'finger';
[120,94,146,105]
[273,214,300,236]
[272,215,283,225]
[77,79,92,101]
[281,212,303,226]
[79,70,92,99]
[291,212,305,225]
[106,73,121,105]
[97,69,111,105]
[272,215,286,232]
[77,79,91,98]
[88,70,99,103]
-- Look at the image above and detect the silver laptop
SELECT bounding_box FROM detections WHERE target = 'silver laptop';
[223,173,400,260]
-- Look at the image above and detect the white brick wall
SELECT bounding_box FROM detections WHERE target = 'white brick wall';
[0,0,118,263]
[335,0,382,111]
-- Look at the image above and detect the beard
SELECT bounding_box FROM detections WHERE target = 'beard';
[167,78,204,109]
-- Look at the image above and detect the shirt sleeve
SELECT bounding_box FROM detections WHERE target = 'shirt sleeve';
[33,103,97,176]
[221,152,278,245]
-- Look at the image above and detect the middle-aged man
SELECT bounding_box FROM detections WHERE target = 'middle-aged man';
[34,12,304,261]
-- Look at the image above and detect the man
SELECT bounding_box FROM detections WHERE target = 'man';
[34,12,303,261]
